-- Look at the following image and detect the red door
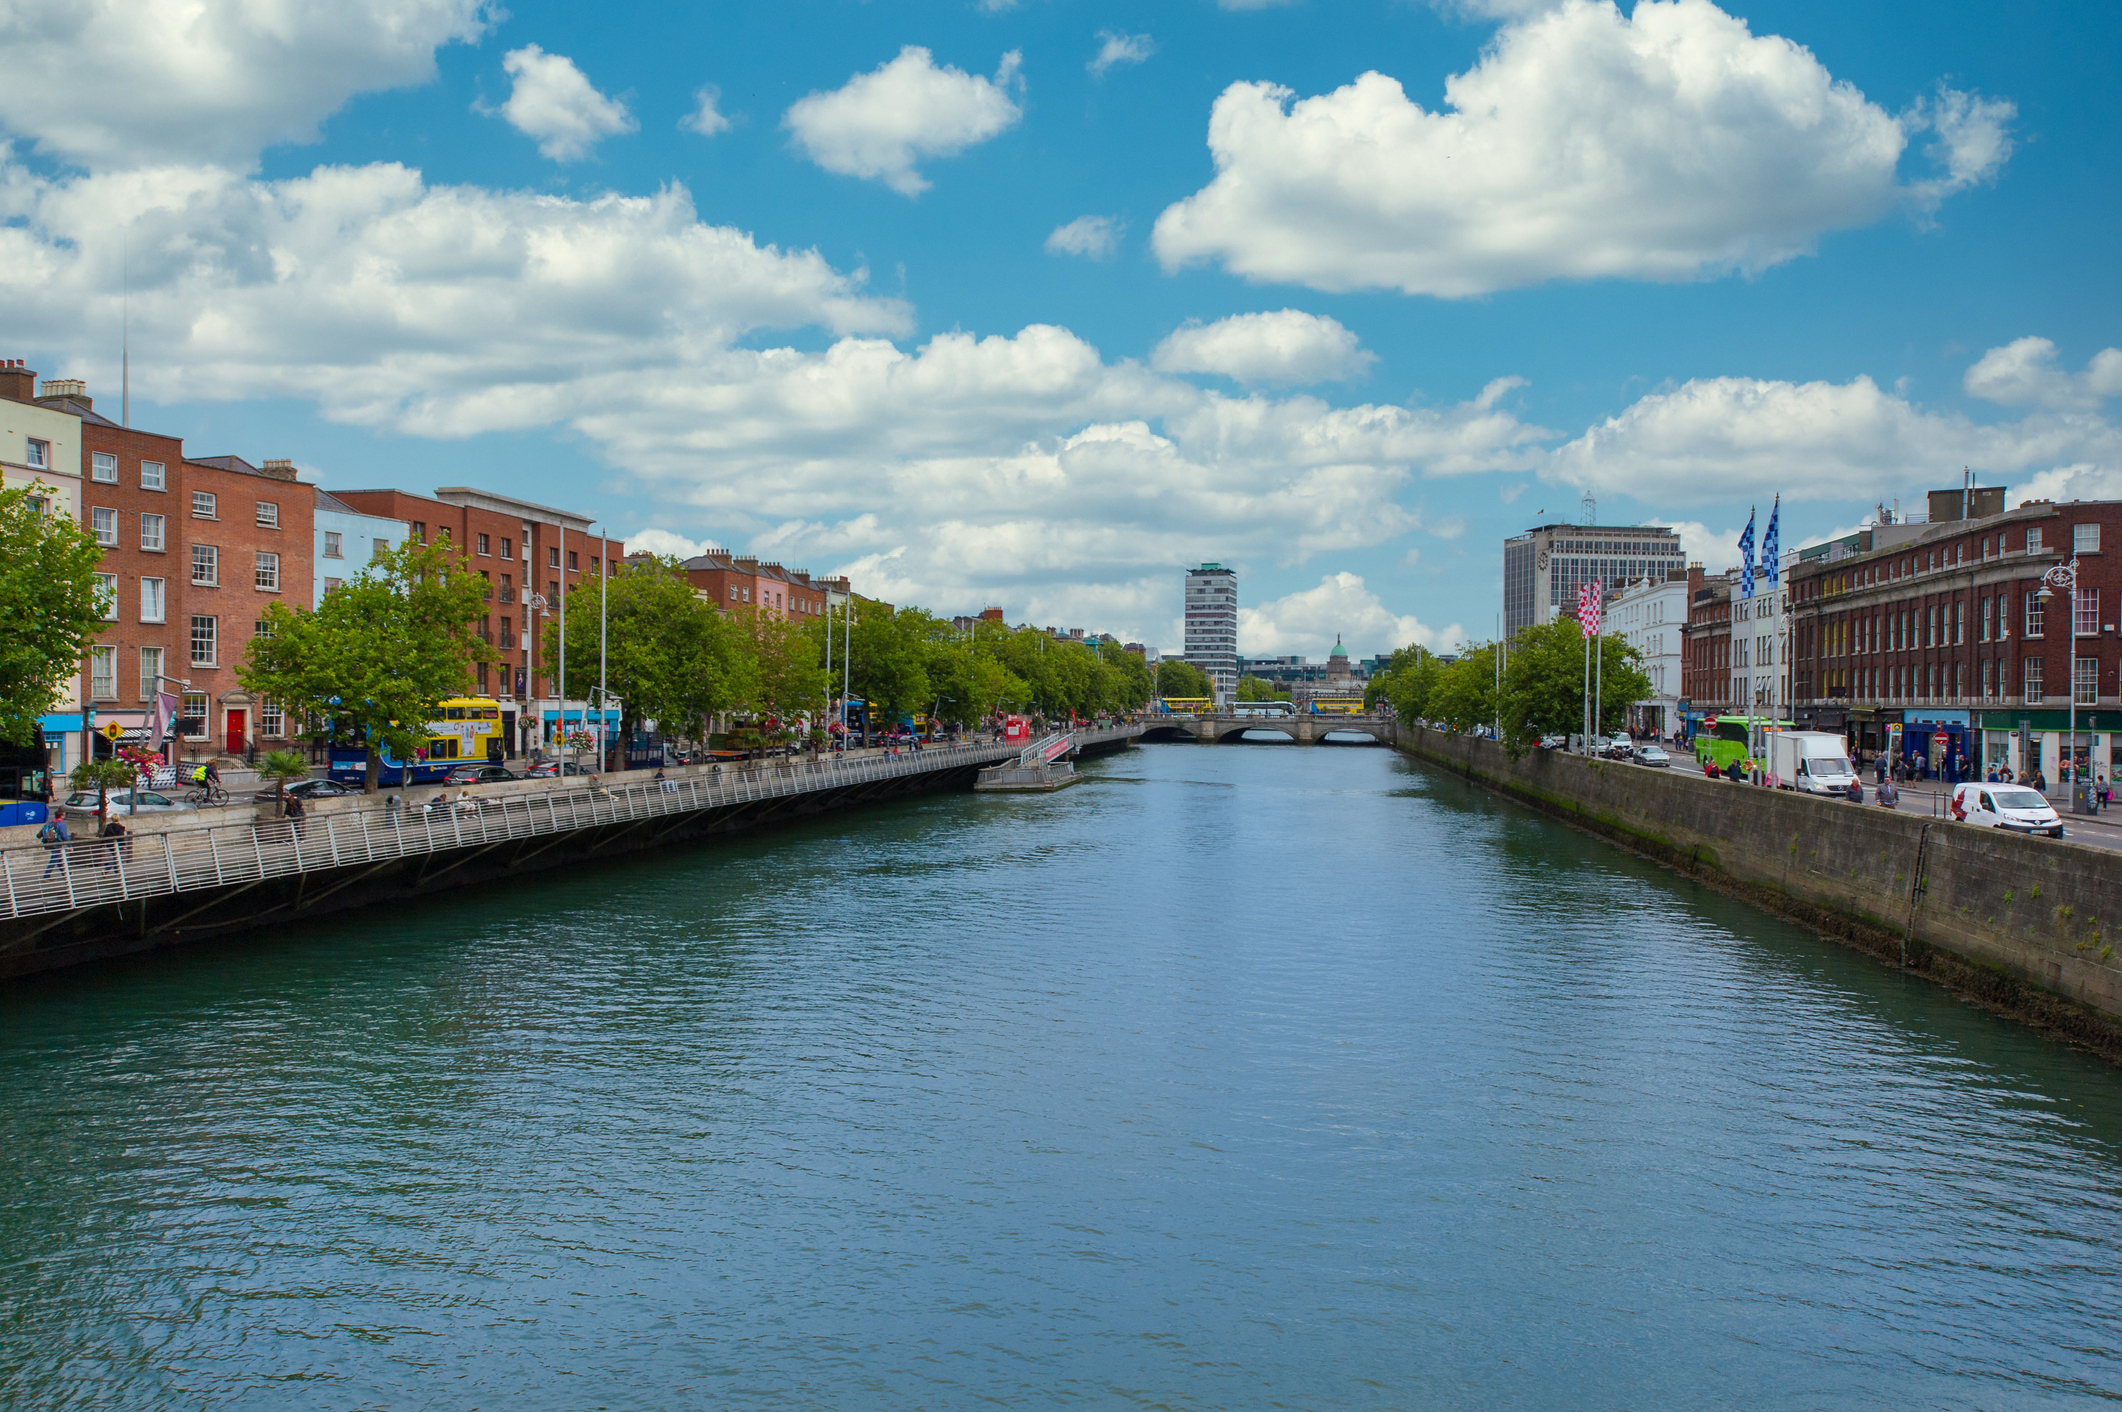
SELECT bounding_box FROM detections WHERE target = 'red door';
[226,709,246,756]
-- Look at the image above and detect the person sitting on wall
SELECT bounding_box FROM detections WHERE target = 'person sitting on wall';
[1846,776,1864,804]
[1724,757,1744,782]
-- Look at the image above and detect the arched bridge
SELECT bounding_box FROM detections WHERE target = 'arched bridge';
[1138,714,1392,745]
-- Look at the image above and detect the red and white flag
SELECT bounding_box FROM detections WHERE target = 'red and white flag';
[1577,579,1603,636]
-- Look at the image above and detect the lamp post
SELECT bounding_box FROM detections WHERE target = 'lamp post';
[2035,556,2084,811]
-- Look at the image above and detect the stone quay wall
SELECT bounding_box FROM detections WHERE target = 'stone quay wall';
[1388,723,2122,1055]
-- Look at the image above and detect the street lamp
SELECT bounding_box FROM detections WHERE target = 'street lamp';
[2034,555,2087,811]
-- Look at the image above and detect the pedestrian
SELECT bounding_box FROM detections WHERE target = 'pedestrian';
[2101,775,2112,812]
[37,811,70,879]
[1878,775,1899,809]
[1846,776,1864,804]
[1724,757,1744,782]
[99,816,127,871]
[1875,754,1887,785]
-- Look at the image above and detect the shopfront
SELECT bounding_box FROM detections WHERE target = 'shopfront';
[1976,710,2121,784]
[1902,710,1973,782]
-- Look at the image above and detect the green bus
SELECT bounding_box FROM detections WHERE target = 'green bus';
[1693,715,1794,774]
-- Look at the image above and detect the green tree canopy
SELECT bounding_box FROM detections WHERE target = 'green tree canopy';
[540,556,751,748]
[1236,675,1280,702]
[1155,658,1212,700]
[239,538,495,791]
[1425,643,1500,734]
[1366,645,1442,721]
[1498,619,1653,755]
[0,485,104,746]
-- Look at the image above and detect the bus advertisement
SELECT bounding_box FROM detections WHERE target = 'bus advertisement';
[328,696,506,786]
[0,743,52,827]
[1692,715,1795,774]
[1158,697,1214,715]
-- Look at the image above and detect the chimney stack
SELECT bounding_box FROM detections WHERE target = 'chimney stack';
[0,360,35,404]
[38,378,87,409]
[260,458,299,481]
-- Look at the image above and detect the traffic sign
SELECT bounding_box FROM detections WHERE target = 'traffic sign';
[101,720,125,742]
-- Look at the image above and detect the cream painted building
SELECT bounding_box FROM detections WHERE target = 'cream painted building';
[1,364,87,771]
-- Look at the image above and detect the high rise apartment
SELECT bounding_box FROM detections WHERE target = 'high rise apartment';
[1503,523,1686,636]
[1183,563,1238,705]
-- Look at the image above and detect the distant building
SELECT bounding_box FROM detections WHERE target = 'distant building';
[1612,567,1697,734]
[1504,522,1686,637]
[313,488,408,607]
[1184,563,1238,704]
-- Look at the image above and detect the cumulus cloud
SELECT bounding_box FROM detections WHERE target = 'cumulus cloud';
[1963,337,2122,411]
[1240,573,1462,657]
[496,44,636,161]
[627,528,724,559]
[0,0,489,170]
[1150,309,1375,386]
[1045,215,1123,260]
[1153,0,2011,296]
[1089,31,1155,78]
[1544,357,2122,506]
[783,46,1023,196]
[681,86,732,137]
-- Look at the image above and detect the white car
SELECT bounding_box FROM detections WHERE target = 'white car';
[57,789,191,822]
[1635,744,1672,768]
[1950,783,2064,839]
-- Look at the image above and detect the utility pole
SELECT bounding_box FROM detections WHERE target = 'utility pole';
[599,527,609,770]
[558,524,567,773]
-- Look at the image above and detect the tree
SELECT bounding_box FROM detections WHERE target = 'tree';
[239,538,495,792]
[257,749,310,815]
[1425,643,1499,734]
[1367,645,1442,721]
[1498,619,1653,756]
[69,757,135,829]
[1156,659,1211,699]
[539,557,750,755]
[0,485,105,746]
[844,600,930,728]
[1237,675,1279,702]
[737,607,830,736]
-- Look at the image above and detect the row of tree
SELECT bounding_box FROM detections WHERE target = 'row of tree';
[1364,618,1653,756]
[234,545,1164,790]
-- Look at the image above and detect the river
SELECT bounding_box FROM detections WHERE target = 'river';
[3,741,2120,1408]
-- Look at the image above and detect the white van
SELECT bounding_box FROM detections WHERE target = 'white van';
[1767,731,1859,796]
[1950,783,2065,839]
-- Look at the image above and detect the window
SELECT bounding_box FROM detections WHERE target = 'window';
[2024,657,2042,703]
[140,577,164,623]
[191,490,217,519]
[410,521,426,543]
[90,646,116,700]
[2076,588,2098,637]
[140,460,165,491]
[322,577,343,594]
[140,513,165,552]
[2027,527,2044,553]
[480,571,492,600]
[91,451,117,483]
[477,532,490,556]
[254,616,275,639]
[189,615,217,667]
[262,700,284,737]
[2026,592,2044,638]
[500,573,513,601]
[255,500,279,528]
[2074,657,2098,706]
[549,546,560,569]
[568,550,579,571]
[1954,601,1964,644]
[24,437,48,469]
[138,647,162,701]
[91,506,117,546]
[323,530,343,559]
[1979,597,1990,642]
[549,579,559,602]
[191,544,218,585]
[93,573,117,620]
[372,538,389,563]
[2075,523,2100,554]
[255,551,280,591]
[1982,659,1994,701]
[181,691,206,735]
[503,536,515,560]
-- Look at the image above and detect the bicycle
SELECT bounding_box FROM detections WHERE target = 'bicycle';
[183,783,229,807]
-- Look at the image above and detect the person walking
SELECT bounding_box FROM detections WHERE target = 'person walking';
[1846,776,1864,804]
[37,812,70,880]
[99,816,128,872]
[1878,774,1900,810]
[1875,754,1888,785]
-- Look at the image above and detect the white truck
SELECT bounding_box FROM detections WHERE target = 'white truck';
[1766,731,1860,796]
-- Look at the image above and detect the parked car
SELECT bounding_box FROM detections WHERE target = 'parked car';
[1635,744,1672,768]
[525,760,590,778]
[57,789,189,822]
[443,764,520,785]
[1950,783,2064,838]
[1596,736,1634,760]
[1539,733,1568,750]
[251,777,357,804]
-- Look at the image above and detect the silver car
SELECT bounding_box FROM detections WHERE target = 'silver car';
[1635,744,1672,768]
[57,789,190,822]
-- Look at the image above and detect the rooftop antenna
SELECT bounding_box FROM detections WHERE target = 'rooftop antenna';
[1580,489,1596,525]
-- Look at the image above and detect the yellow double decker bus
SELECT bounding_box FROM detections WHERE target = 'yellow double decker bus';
[329,696,507,784]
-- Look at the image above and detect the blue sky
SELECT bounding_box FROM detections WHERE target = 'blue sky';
[4,0,2118,656]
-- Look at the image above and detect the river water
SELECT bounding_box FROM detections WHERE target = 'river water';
[4,741,2121,1409]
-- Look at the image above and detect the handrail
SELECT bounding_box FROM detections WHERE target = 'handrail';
[1,727,1142,923]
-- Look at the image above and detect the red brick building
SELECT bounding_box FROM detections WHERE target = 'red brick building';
[1682,570,1733,718]
[678,552,829,619]
[331,487,623,757]
[1790,497,2122,780]
[34,380,310,761]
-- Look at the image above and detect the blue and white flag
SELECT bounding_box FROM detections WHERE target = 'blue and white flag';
[1763,496,1780,587]
[1738,507,1757,600]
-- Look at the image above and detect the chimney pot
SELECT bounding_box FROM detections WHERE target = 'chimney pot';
[260,458,299,480]
[0,362,35,403]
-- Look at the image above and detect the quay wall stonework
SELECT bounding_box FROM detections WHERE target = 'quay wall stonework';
[1389,724,2122,1055]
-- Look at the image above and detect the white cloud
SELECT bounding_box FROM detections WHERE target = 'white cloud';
[1905,84,2016,205]
[681,86,732,137]
[783,46,1023,197]
[1240,573,1462,657]
[1089,31,1155,78]
[1963,337,2122,412]
[0,0,490,170]
[496,44,636,162]
[1045,215,1123,260]
[1660,520,1745,571]
[1545,352,2122,507]
[1153,0,2010,296]
[626,528,723,559]
[1150,309,1375,386]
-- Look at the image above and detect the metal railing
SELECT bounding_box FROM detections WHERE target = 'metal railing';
[1019,732,1074,768]
[3,727,1140,924]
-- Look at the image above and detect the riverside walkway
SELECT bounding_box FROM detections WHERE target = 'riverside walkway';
[1,725,1142,976]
